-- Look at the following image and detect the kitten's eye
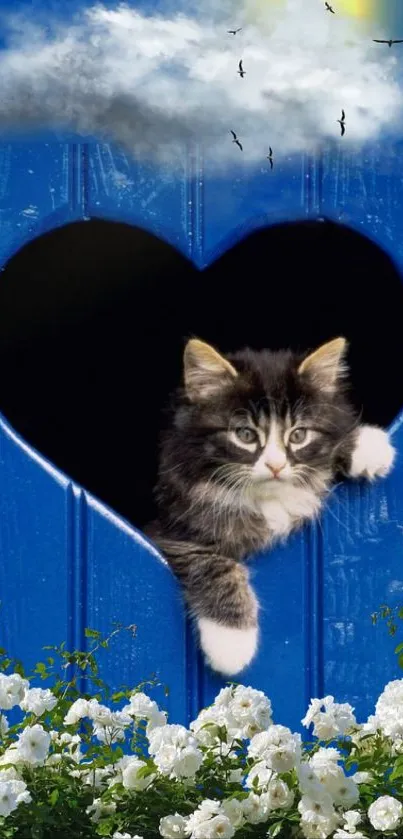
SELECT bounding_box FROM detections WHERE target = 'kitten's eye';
[289,427,307,445]
[235,426,258,444]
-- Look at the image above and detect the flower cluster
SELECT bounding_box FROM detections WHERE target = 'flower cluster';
[1,636,403,838]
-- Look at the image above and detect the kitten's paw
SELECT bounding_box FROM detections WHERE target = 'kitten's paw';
[198,618,258,676]
[349,425,396,481]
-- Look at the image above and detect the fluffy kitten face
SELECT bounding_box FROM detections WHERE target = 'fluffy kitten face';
[176,337,357,503]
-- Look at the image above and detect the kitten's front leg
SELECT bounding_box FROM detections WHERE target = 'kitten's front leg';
[347,424,396,480]
[153,537,259,676]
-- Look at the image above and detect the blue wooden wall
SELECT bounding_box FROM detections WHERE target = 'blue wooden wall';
[1,0,403,735]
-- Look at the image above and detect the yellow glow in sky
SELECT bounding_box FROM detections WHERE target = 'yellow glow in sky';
[336,0,374,18]
[249,0,375,18]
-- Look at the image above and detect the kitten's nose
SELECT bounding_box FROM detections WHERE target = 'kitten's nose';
[265,461,286,478]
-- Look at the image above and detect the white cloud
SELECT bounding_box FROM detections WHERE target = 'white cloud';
[0,0,400,171]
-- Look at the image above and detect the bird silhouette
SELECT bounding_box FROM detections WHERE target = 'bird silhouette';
[227,28,242,35]
[267,148,274,169]
[373,39,403,47]
[237,60,246,78]
[337,110,346,137]
[230,130,243,151]
[325,2,335,13]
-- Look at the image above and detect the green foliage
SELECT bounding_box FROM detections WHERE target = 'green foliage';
[372,604,403,668]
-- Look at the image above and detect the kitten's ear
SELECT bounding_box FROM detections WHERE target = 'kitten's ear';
[183,339,238,402]
[298,337,348,394]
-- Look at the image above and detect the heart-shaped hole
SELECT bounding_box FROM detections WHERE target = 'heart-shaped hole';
[0,217,401,528]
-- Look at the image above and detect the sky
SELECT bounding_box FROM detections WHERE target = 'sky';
[0,0,401,171]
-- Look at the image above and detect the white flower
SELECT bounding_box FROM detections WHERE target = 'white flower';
[159,813,188,838]
[190,705,234,750]
[333,809,365,835]
[245,763,274,790]
[374,679,403,740]
[242,791,271,824]
[228,768,243,783]
[0,767,20,781]
[297,764,330,800]
[302,696,356,740]
[351,771,372,784]
[20,687,57,717]
[221,798,244,828]
[121,756,155,791]
[113,834,144,839]
[298,793,335,819]
[0,746,23,768]
[247,725,301,772]
[266,777,294,810]
[187,800,221,833]
[343,811,362,830]
[17,724,51,765]
[0,715,9,737]
[192,814,235,838]
[0,779,31,816]
[0,674,29,710]
[368,795,403,831]
[298,793,338,838]
[148,724,202,779]
[126,692,167,730]
[86,797,116,822]
[64,698,89,725]
[226,685,272,738]
[50,731,82,763]
[323,771,359,808]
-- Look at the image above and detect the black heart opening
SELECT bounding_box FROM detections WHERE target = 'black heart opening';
[0,217,401,529]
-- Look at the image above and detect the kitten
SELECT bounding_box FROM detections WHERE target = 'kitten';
[146,337,396,676]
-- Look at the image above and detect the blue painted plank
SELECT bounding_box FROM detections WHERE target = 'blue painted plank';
[0,141,87,267]
[320,419,403,725]
[198,152,315,267]
[86,143,193,259]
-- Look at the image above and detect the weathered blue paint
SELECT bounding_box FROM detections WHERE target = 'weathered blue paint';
[0,4,402,733]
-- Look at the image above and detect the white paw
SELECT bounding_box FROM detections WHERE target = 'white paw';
[349,425,396,481]
[198,618,258,676]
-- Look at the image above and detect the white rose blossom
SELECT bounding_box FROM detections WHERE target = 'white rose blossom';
[159,812,188,838]
[0,674,29,711]
[302,696,356,740]
[368,794,403,831]
[20,687,57,717]
[86,797,117,822]
[247,725,301,772]
[17,724,51,765]
[0,778,31,816]
[148,724,202,779]
[192,814,235,838]
[63,697,89,725]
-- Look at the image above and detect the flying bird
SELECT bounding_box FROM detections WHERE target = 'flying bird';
[230,130,243,151]
[237,60,246,78]
[337,109,346,137]
[325,2,335,12]
[227,28,242,34]
[373,39,403,47]
[266,148,274,170]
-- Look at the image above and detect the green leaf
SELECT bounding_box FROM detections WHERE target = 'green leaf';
[395,642,403,654]
[85,628,101,639]
[49,789,59,807]
[268,821,284,837]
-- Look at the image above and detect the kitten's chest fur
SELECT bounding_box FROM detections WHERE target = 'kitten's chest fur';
[194,478,327,559]
[255,483,323,540]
